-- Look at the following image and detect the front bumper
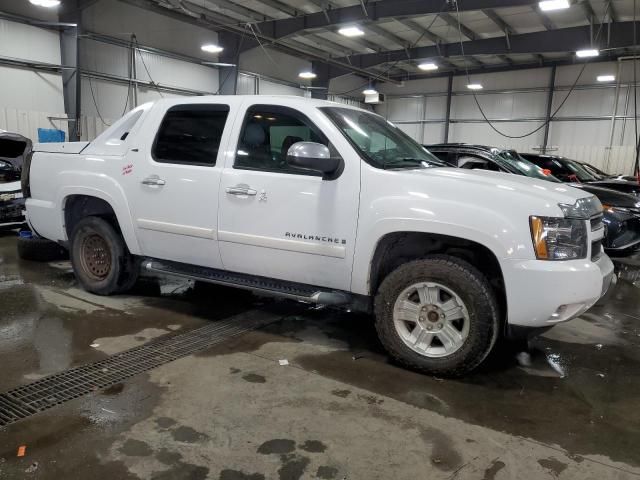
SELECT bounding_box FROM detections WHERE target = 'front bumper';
[0,196,25,225]
[502,253,615,328]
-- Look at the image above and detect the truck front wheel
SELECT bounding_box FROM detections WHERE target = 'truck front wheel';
[374,256,499,377]
[70,216,138,295]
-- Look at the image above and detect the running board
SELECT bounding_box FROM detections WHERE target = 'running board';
[144,259,351,306]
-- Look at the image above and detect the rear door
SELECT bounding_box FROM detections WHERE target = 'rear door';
[125,101,238,268]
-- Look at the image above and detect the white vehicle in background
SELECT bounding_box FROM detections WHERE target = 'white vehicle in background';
[0,130,28,228]
[22,96,615,376]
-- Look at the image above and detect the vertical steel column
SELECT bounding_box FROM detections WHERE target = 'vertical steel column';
[542,65,556,153]
[443,73,453,143]
[60,1,82,141]
[605,60,622,170]
[131,35,138,108]
[310,62,329,100]
[218,31,241,95]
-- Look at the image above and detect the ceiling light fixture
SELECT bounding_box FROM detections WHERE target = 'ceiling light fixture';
[418,62,439,71]
[299,71,317,79]
[363,88,378,95]
[467,83,483,90]
[338,26,365,37]
[597,74,615,82]
[201,44,224,53]
[29,0,61,6]
[576,49,599,58]
[538,0,570,11]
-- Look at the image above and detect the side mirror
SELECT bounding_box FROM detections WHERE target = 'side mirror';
[286,142,342,179]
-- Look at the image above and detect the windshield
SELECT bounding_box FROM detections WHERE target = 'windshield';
[494,149,560,182]
[563,158,599,182]
[321,107,448,169]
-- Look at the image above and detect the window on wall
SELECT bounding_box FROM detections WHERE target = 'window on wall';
[234,105,334,175]
[152,104,230,166]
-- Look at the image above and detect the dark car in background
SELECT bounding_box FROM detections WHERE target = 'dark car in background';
[578,161,638,183]
[425,144,640,257]
[0,131,30,227]
[520,153,640,197]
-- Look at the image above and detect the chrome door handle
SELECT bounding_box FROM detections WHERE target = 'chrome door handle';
[141,176,166,186]
[226,186,257,196]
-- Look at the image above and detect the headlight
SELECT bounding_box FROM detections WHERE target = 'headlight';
[558,196,602,219]
[530,216,588,260]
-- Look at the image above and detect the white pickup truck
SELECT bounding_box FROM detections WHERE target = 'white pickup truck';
[23,96,615,376]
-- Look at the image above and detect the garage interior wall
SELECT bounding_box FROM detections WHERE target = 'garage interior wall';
[0,0,316,142]
[0,18,67,140]
[373,61,640,174]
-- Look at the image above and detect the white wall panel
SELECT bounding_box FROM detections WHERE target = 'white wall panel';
[237,74,257,95]
[258,80,304,96]
[135,51,217,93]
[82,0,219,60]
[452,91,548,120]
[0,19,60,63]
[240,47,311,85]
[0,66,64,112]
[448,122,544,150]
[422,123,445,145]
[0,107,69,140]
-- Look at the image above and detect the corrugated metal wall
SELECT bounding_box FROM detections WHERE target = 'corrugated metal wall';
[0,18,68,139]
[377,62,640,174]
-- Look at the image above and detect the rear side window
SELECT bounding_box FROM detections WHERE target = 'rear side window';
[152,104,229,166]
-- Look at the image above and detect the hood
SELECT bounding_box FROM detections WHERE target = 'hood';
[590,180,640,196]
[402,167,592,205]
[573,183,640,208]
[0,131,31,184]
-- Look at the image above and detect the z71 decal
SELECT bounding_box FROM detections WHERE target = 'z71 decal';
[122,164,133,175]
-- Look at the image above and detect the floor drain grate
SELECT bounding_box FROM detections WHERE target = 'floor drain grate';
[0,310,280,427]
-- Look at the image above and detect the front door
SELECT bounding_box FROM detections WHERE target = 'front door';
[217,103,360,290]
[126,102,232,268]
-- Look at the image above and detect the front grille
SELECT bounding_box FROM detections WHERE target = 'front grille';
[590,214,603,231]
[590,213,604,261]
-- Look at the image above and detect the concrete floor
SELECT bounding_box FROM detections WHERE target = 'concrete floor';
[1,229,640,479]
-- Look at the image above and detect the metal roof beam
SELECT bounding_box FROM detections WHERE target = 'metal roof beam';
[579,0,596,24]
[255,0,539,40]
[329,21,640,77]
[440,13,477,40]
[532,5,556,30]
[395,18,444,44]
[482,8,515,34]
[363,22,409,49]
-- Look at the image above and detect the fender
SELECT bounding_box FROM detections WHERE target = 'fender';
[57,178,141,255]
[350,217,516,296]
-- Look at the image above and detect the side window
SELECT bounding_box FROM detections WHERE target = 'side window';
[152,104,230,166]
[235,105,333,175]
[430,151,451,164]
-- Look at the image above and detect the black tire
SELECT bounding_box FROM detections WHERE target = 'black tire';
[70,216,138,295]
[17,235,68,262]
[374,255,500,377]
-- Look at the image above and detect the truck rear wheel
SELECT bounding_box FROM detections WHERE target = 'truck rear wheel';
[70,216,138,295]
[374,255,499,377]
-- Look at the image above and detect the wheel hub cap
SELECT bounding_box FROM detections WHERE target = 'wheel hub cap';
[80,234,112,280]
[393,282,470,358]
